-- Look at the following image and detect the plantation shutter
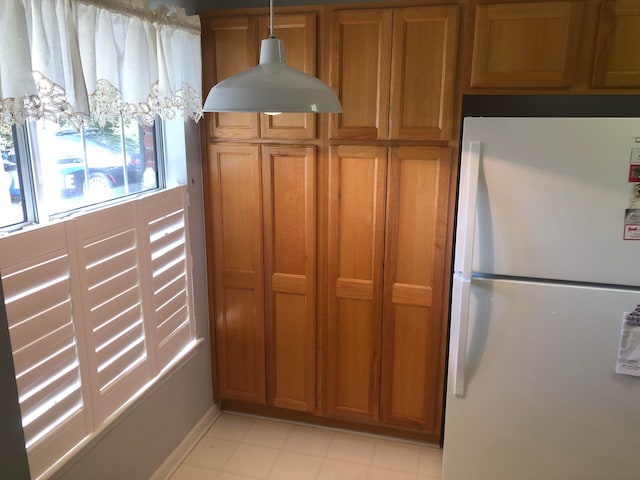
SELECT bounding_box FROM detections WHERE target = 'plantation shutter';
[0,186,196,479]
[71,202,151,424]
[0,223,89,479]
[140,188,195,370]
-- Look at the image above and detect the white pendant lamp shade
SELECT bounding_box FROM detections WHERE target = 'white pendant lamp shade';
[203,38,342,113]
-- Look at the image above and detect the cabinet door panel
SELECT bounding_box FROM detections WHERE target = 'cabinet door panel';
[326,145,387,422]
[381,146,452,433]
[258,14,317,139]
[390,6,459,140]
[471,2,582,87]
[592,0,640,87]
[335,299,376,414]
[205,17,259,139]
[208,144,265,403]
[262,145,316,412]
[329,10,392,140]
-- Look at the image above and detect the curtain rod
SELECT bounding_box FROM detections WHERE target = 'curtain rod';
[76,0,201,34]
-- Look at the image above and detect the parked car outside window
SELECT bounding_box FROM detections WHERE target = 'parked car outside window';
[3,149,20,202]
[49,129,145,197]
[1,141,25,228]
[30,120,157,215]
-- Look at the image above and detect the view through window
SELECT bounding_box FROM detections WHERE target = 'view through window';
[1,126,25,228]
[1,117,161,230]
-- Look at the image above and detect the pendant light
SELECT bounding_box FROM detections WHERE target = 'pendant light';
[202,0,342,113]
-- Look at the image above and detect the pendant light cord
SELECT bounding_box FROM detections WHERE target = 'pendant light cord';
[269,0,274,38]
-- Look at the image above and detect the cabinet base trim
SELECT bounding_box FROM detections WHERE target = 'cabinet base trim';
[220,399,442,444]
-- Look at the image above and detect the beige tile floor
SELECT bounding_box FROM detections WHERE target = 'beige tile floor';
[169,412,443,480]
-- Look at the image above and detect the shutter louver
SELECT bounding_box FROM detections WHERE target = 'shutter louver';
[73,203,149,423]
[0,224,88,480]
[141,188,194,370]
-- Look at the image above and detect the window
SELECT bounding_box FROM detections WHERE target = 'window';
[1,126,26,229]
[1,117,162,230]
[29,119,161,217]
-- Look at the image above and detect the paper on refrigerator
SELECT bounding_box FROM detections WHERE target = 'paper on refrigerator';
[616,306,640,376]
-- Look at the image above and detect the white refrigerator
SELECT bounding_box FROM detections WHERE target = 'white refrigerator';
[443,117,640,480]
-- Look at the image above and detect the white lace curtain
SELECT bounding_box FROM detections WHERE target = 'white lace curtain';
[0,0,202,128]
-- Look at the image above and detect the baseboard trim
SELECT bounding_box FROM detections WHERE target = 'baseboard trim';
[149,404,221,480]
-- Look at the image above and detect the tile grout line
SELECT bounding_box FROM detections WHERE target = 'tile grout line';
[185,413,441,480]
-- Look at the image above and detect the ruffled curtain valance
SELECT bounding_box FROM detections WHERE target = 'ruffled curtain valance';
[0,0,202,128]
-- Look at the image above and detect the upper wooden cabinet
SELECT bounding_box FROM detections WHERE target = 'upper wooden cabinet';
[592,0,640,87]
[329,6,460,141]
[390,7,460,140]
[470,1,583,88]
[202,13,317,140]
[203,17,259,140]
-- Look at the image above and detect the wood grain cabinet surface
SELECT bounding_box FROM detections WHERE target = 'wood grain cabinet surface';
[329,5,459,141]
[202,13,317,140]
[205,144,317,411]
[380,146,451,434]
[261,145,317,412]
[325,145,452,437]
[592,0,640,87]
[325,145,388,423]
[470,1,583,88]
[206,143,266,404]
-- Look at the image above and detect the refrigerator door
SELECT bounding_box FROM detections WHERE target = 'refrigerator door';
[443,278,640,480]
[462,117,640,286]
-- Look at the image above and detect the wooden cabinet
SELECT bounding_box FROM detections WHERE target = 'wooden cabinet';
[204,17,259,140]
[329,5,459,141]
[206,144,265,403]
[380,146,451,434]
[202,3,458,442]
[262,145,316,412]
[206,144,316,411]
[202,13,317,140]
[592,0,640,87]
[325,145,387,422]
[325,145,452,436]
[469,1,583,88]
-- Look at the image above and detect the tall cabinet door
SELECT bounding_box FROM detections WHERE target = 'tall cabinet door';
[207,144,265,404]
[258,14,317,140]
[262,145,316,412]
[325,145,388,422]
[204,17,259,139]
[329,10,392,140]
[389,6,459,141]
[380,146,452,434]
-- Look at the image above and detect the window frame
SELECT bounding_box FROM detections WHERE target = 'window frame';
[1,117,167,232]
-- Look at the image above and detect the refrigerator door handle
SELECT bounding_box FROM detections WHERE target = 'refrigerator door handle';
[452,276,471,397]
[460,141,482,278]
